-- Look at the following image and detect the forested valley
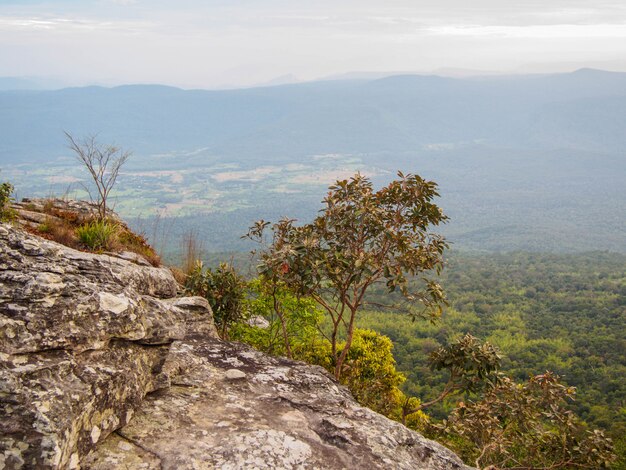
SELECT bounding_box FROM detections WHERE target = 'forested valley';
[360,251,625,460]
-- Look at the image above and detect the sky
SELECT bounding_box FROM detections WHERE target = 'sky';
[1,0,626,88]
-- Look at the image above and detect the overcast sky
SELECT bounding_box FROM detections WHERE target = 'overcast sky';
[1,0,626,88]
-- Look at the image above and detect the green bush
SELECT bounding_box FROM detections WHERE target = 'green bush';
[337,329,410,420]
[76,220,119,251]
[0,181,15,222]
[185,261,248,339]
[231,278,323,359]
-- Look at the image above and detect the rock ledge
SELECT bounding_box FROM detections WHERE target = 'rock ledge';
[0,223,471,469]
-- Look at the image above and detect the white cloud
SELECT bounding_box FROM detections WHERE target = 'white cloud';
[2,1,626,87]
[428,23,626,39]
[0,15,152,33]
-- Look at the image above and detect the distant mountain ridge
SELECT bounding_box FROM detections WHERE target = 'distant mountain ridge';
[1,69,625,253]
[1,68,626,164]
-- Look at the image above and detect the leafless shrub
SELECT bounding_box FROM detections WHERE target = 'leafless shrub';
[65,132,131,220]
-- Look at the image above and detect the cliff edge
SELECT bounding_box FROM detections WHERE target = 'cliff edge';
[0,217,471,469]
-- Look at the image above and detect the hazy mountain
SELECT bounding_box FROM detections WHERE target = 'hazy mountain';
[2,69,626,165]
[253,74,301,87]
[1,69,625,253]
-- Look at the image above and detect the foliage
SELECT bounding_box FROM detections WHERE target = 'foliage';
[337,328,420,421]
[0,180,15,221]
[66,132,131,221]
[23,198,161,264]
[429,334,501,396]
[36,216,78,247]
[76,219,119,251]
[402,334,501,424]
[246,172,448,378]
[231,278,323,358]
[185,261,248,339]
[358,251,626,463]
[435,372,616,469]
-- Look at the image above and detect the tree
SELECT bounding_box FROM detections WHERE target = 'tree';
[437,372,616,469]
[402,333,502,424]
[185,261,248,339]
[246,172,448,378]
[65,132,131,220]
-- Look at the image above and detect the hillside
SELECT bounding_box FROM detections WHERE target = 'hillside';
[360,251,626,460]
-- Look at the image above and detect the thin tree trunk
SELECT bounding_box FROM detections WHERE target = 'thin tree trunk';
[334,308,357,379]
[273,290,292,358]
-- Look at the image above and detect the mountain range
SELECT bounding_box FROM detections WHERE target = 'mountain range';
[1,68,625,253]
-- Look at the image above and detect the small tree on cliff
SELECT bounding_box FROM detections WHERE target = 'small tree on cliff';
[401,334,502,425]
[438,372,616,469]
[246,172,448,379]
[65,132,131,220]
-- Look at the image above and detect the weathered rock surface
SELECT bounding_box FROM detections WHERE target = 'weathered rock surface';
[0,224,216,469]
[1,222,471,470]
[85,338,471,470]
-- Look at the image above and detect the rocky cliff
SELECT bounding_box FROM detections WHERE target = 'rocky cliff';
[0,218,471,469]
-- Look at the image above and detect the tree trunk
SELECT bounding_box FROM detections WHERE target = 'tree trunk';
[333,308,357,379]
[273,292,292,359]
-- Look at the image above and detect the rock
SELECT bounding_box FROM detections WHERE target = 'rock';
[13,199,119,224]
[247,314,270,329]
[0,220,472,470]
[0,224,217,469]
[107,251,152,267]
[85,339,471,470]
[0,224,194,354]
[225,368,247,380]
[14,208,50,225]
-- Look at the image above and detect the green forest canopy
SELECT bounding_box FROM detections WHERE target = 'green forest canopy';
[359,250,625,462]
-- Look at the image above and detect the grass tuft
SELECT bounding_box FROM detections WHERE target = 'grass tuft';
[76,220,119,251]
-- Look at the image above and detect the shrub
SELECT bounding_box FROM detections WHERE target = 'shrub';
[0,181,15,221]
[76,219,119,251]
[337,329,417,421]
[236,278,323,359]
[185,262,248,339]
[435,372,616,469]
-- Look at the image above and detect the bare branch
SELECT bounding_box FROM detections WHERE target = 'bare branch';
[65,131,131,220]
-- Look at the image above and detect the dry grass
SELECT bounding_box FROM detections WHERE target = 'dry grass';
[25,199,161,266]
[116,228,161,267]
[181,230,203,275]
[31,216,80,248]
[169,266,187,285]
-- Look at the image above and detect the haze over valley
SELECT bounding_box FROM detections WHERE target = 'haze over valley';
[2,68,626,254]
